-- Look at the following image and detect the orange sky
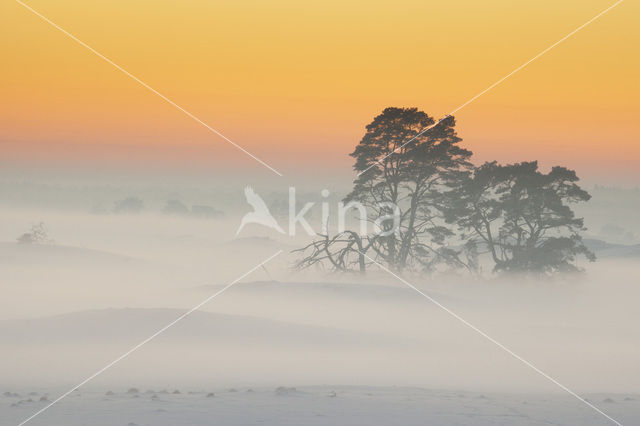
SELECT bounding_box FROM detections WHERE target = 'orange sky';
[1,0,638,182]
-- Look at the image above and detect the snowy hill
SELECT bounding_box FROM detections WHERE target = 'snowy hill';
[0,308,402,347]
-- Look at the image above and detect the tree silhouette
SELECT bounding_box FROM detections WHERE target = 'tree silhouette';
[17,222,54,245]
[295,108,595,277]
[447,161,595,274]
[114,197,144,214]
[346,107,472,271]
[162,199,189,215]
[295,107,474,273]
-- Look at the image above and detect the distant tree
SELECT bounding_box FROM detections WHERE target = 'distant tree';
[191,205,224,218]
[269,197,291,221]
[162,199,189,215]
[17,222,54,245]
[447,161,595,275]
[114,197,144,214]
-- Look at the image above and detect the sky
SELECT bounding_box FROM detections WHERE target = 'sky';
[1,0,638,184]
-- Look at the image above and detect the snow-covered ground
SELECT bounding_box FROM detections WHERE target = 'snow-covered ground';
[3,386,639,426]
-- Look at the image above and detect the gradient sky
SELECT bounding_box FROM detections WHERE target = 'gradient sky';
[1,0,638,183]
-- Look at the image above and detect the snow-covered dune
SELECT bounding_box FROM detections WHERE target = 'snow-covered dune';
[0,241,137,266]
[0,307,401,347]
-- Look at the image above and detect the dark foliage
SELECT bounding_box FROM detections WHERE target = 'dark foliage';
[295,107,594,277]
[345,107,473,272]
[445,161,595,274]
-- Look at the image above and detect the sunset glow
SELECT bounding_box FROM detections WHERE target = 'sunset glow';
[1,0,638,180]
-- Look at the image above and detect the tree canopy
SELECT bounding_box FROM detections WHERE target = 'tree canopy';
[295,107,594,277]
[446,161,595,274]
[345,107,472,272]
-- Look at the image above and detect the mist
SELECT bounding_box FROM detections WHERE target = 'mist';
[0,179,637,393]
